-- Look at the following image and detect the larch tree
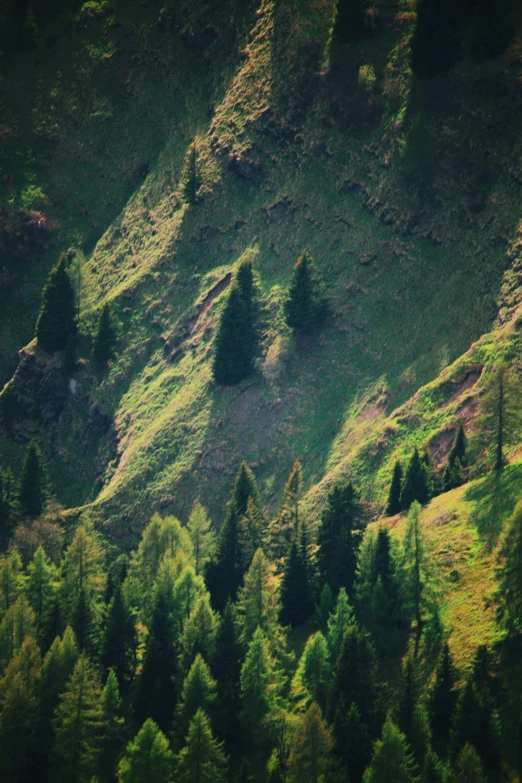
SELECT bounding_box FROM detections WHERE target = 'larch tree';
[98,670,125,783]
[25,545,57,646]
[0,594,36,670]
[176,709,227,783]
[176,653,217,740]
[35,254,77,353]
[326,587,356,664]
[400,502,430,657]
[454,743,487,783]
[118,719,174,783]
[186,502,215,576]
[101,583,137,690]
[0,549,22,619]
[291,631,332,713]
[362,716,418,783]
[240,627,282,747]
[288,701,335,783]
[180,592,218,671]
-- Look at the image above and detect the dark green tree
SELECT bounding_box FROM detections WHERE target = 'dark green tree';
[317,481,364,597]
[19,441,47,517]
[35,254,77,353]
[183,140,200,205]
[400,449,430,511]
[333,0,366,44]
[421,748,447,783]
[71,586,97,656]
[26,546,57,646]
[284,250,328,334]
[212,260,260,386]
[410,0,472,79]
[176,709,227,783]
[212,600,242,751]
[455,743,487,783]
[450,679,501,772]
[280,537,313,627]
[444,423,467,491]
[470,0,514,63]
[176,653,217,741]
[133,591,178,734]
[362,716,418,783]
[104,554,128,606]
[287,702,335,783]
[91,302,116,369]
[328,625,379,734]
[429,642,457,742]
[233,461,261,519]
[98,670,125,783]
[101,584,136,690]
[118,719,174,783]
[386,462,403,516]
[332,701,372,783]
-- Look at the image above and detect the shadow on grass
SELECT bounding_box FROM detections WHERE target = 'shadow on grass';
[463,462,522,547]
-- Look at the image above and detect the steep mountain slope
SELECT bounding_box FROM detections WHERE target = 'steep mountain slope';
[2,0,522,548]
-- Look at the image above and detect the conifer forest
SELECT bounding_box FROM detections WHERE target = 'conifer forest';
[2,1,522,782]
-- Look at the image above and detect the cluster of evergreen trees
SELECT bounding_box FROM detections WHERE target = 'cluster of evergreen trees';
[2,454,521,782]
[0,441,49,546]
[35,253,116,372]
[212,252,327,386]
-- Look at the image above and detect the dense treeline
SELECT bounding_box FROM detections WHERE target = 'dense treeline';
[0,456,520,783]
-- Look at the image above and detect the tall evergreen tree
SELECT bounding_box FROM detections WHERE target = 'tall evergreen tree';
[118,719,174,783]
[71,586,97,656]
[25,545,57,645]
[444,423,467,491]
[180,593,218,670]
[284,250,328,334]
[60,521,105,621]
[288,702,335,783]
[450,679,501,772]
[400,449,430,511]
[176,709,227,783]
[51,654,104,783]
[176,653,217,740]
[454,743,487,783]
[19,441,47,517]
[362,716,418,783]
[291,632,332,713]
[333,0,366,44]
[101,584,136,689]
[0,594,36,670]
[470,0,514,63]
[267,461,303,563]
[478,362,521,472]
[0,550,23,619]
[333,702,372,783]
[187,502,216,576]
[212,600,242,751]
[40,626,79,743]
[240,497,266,570]
[240,627,281,747]
[386,462,403,516]
[205,486,245,612]
[91,302,116,369]
[35,254,77,353]
[326,587,356,664]
[280,537,313,627]
[317,481,364,596]
[212,259,260,386]
[98,670,125,783]
[421,748,447,783]
[429,642,457,742]
[328,625,379,734]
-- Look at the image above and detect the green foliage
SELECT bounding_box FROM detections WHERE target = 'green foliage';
[0,550,23,619]
[496,500,522,636]
[478,362,521,472]
[91,302,117,369]
[26,545,57,645]
[0,594,36,671]
[429,642,458,742]
[454,743,487,783]
[400,502,431,657]
[118,719,174,783]
[283,250,328,334]
[35,254,77,353]
[40,626,79,734]
[267,460,303,564]
[101,584,136,689]
[291,632,331,713]
[212,599,242,749]
[240,627,281,746]
[180,593,218,670]
[237,548,280,644]
[176,709,227,783]
[362,716,418,783]
[98,670,124,783]
[280,537,313,627]
[187,502,215,576]
[287,701,334,783]
[212,260,261,386]
[183,140,200,205]
[386,461,403,516]
[176,653,217,740]
[19,441,47,517]
[328,625,379,734]
[450,679,501,772]
[317,480,364,596]
[400,449,431,511]
[206,503,244,613]
[326,587,356,664]
[470,0,515,63]
[333,701,371,783]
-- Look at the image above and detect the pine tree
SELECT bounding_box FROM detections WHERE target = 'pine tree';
[478,362,521,472]
[454,743,487,783]
[176,709,227,783]
[284,250,328,334]
[451,679,501,772]
[36,254,77,353]
[212,260,260,386]
[280,537,313,627]
[317,481,364,596]
[92,302,116,369]
[267,461,303,564]
[51,654,104,783]
[212,600,242,751]
[333,0,366,44]
[326,587,356,664]
[118,719,174,783]
[101,584,136,690]
[400,449,430,511]
[496,500,522,636]
[291,632,332,712]
[386,462,403,516]
[328,626,379,734]
[133,591,178,734]
[288,702,334,783]
[240,497,266,570]
[98,670,125,783]
[60,521,105,621]
[333,702,372,783]
[205,501,244,612]
[26,545,57,645]
[180,593,218,670]
[187,502,216,576]
[470,0,514,63]
[237,548,280,644]
[176,653,217,740]
[362,716,418,783]
[0,635,41,782]
[71,586,97,656]
[429,642,457,742]
[240,627,281,746]
[19,441,47,517]
[172,565,206,632]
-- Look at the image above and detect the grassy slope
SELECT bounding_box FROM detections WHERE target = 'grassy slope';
[1,0,522,577]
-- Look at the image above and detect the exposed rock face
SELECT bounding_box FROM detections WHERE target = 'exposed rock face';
[11,346,69,424]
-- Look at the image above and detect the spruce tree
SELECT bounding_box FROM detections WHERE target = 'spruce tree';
[212,260,260,386]
[267,460,303,563]
[51,654,104,783]
[205,503,244,612]
[101,584,136,689]
[19,441,47,517]
[98,670,125,783]
[212,600,242,751]
[60,521,105,622]
[400,449,430,511]
[317,481,364,596]
[35,253,77,353]
[288,702,334,783]
[280,537,313,627]
[429,642,457,742]
[187,502,216,576]
[421,749,447,783]
[410,0,471,79]
[284,250,328,334]
[333,702,372,783]
[91,302,116,369]
[450,679,501,772]
[71,586,97,656]
[176,709,227,783]
[328,625,379,734]
[118,719,174,783]
[240,497,266,570]
[362,716,418,783]
[470,0,514,63]
[386,462,403,516]
[333,0,366,44]
[315,583,334,633]
[176,653,217,740]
